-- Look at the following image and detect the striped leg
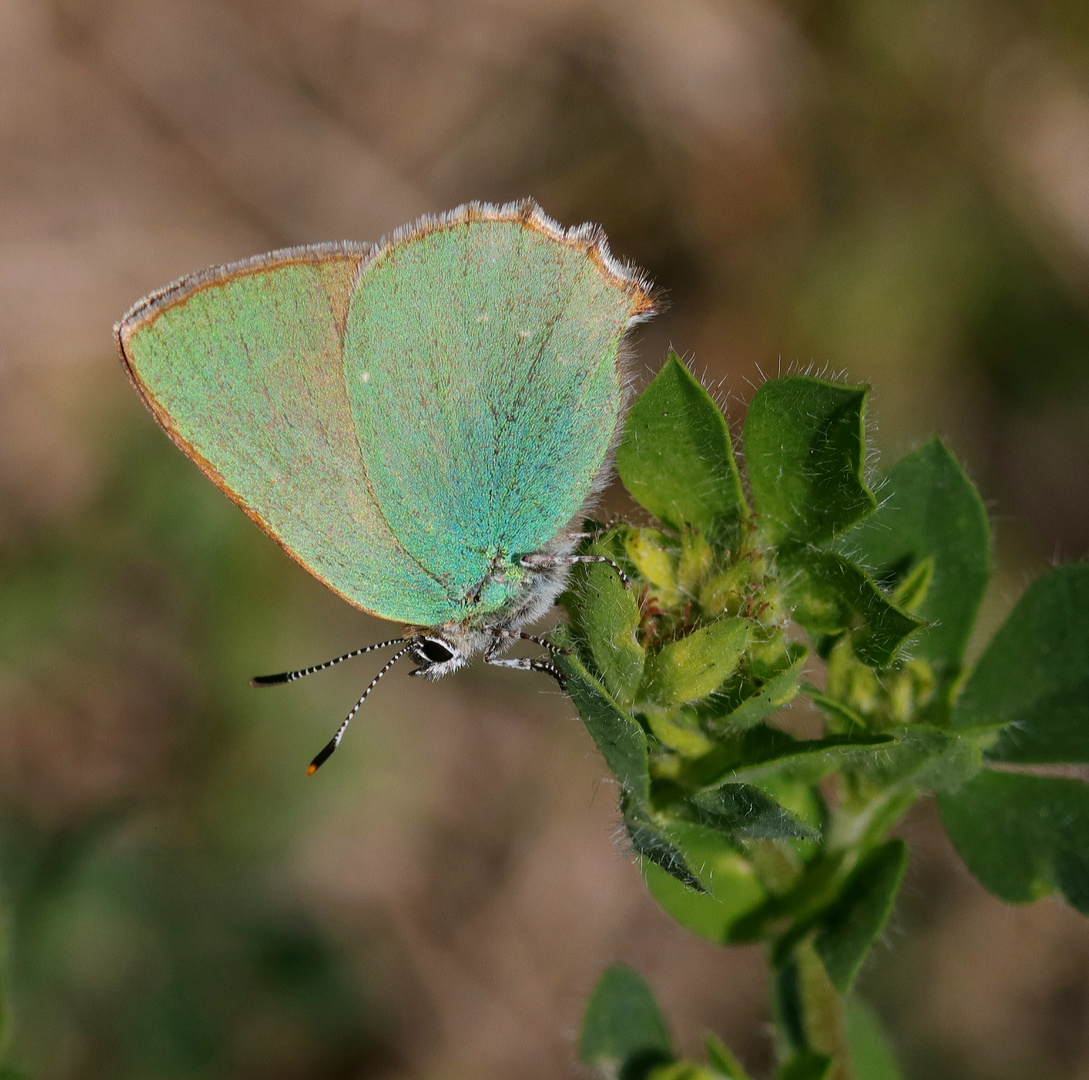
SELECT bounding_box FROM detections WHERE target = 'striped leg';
[566,515,621,540]
[484,635,566,686]
[520,552,630,587]
[496,629,571,656]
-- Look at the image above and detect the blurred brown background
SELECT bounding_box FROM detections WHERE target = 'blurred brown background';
[2,1,1089,1078]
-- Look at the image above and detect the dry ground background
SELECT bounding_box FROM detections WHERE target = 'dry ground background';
[2,1,1089,1078]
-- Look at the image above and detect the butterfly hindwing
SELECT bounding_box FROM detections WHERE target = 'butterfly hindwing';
[342,208,649,600]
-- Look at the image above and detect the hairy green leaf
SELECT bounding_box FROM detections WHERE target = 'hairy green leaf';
[669,725,895,791]
[683,783,818,841]
[642,704,715,758]
[706,644,808,732]
[617,353,748,545]
[625,809,707,892]
[566,544,646,709]
[744,377,875,545]
[952,563,1089,763]
[783,550,924,668]
[557,644,650,803]
[939,769,1089,912]
[841,437,989,684]
[851,724,984,796]
[643,618,749,706]
[813,840,908,992]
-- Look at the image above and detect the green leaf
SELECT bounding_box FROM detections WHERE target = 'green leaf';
[684,783,818,841]
[557,644,650,803]
[802,685,867,731]
[776,1054,833,1080]
[774,940,851,1071]
[642,705,715,758]
[643,618,749,706]
[813,839,908,992]
[567,546,646,710]
[704,1035,754,1080]
[844,999,902,1080]
[783,551,924,668]
[617,353,748,545]
[648,1063,727,1080]
[744,377,875,545]
[890,557,933,612]
[939,769,1089,912]
[642,821,767,942]
[580,965,674,1076]
[668,725,895,791]
[707,644,808,731]
[840,437,989,683]
[952,563,1089,763]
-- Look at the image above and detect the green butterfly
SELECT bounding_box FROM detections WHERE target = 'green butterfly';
[116,200,654,770]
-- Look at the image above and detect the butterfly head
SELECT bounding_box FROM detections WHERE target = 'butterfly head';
[406,630,473,680]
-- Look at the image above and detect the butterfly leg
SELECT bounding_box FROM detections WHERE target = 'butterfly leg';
[566,514,621,540]
[484,636,566,686]
[496,629,571,656]
[520,553,630,588]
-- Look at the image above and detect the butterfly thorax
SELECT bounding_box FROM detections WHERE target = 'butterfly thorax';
[460,548,527,613]
[405,537,575,679]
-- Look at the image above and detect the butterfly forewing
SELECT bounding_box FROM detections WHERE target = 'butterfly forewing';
[117,246,456,624]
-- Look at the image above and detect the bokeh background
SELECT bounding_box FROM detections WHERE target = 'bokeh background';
[2,1,1089,1077]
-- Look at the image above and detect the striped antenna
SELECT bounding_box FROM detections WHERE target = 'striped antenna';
[307,643,415,775]
[250,638,406,687]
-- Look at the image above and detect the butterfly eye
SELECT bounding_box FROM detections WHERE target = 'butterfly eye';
[420,639,455,664]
